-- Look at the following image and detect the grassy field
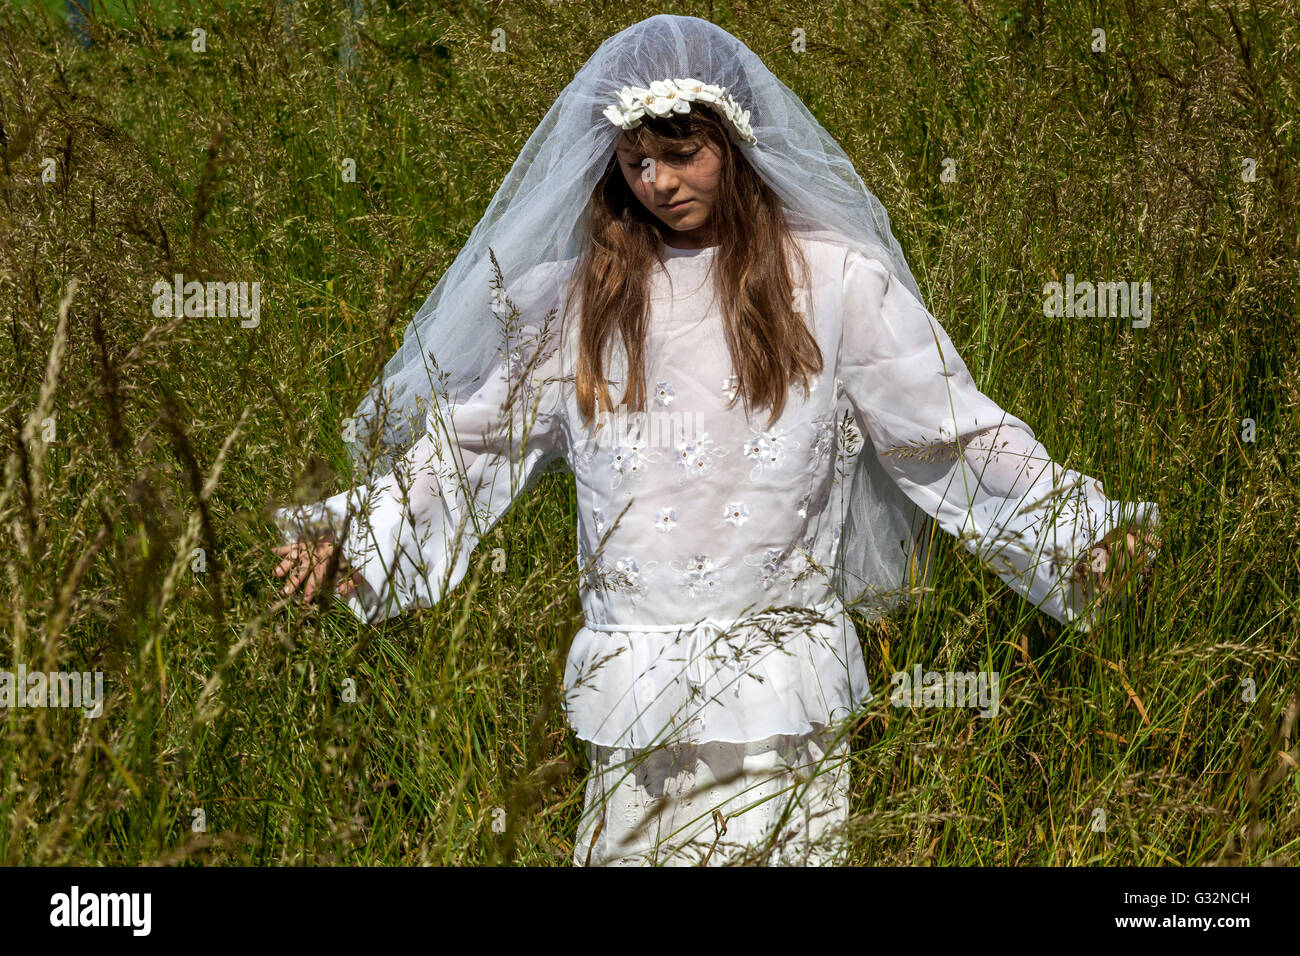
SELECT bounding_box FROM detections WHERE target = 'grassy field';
[0,0,1296,866]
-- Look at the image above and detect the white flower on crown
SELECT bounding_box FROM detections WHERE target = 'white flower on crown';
[602,77,757,147]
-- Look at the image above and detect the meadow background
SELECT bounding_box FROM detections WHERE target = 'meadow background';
[0,0,1296,866]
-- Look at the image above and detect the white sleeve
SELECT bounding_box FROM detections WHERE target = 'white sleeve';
[838,249,1160,632]
[274,332,567,625]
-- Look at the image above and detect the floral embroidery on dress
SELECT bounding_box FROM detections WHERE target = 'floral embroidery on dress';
[721,373,739,402]
[669,553,731,597]
[592,508,606,537]
[654,381,676,406]
[614,557,649,594]
[809,417,835,466]
[655,507,677,533]
[743,427,798,480]
[723,501,749,527]
[609,427,663,490]
[582,555,659,595]
[743,538,818,592]
[796,491,812,518]
[675,431,728,481]
[744,547,790,591]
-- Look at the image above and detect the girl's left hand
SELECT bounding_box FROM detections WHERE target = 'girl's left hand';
[272,532,363,602]
[1072,524,1160,602]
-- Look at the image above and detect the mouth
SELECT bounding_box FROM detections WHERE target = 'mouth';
[659,199,693,211]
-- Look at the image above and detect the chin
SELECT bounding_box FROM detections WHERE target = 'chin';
[667,217,708,234]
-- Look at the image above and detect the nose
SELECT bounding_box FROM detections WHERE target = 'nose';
[650,162,680,197]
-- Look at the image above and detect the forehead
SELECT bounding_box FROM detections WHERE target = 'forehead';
[615,129,699,153]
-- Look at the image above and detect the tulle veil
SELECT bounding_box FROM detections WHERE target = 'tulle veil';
[346,13,935,618]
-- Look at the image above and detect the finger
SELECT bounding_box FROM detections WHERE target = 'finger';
[274,544,307,567]
[284,558,313,595]
[306,558,332,602]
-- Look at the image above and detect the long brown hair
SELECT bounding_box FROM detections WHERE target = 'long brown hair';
[566,105,820,429]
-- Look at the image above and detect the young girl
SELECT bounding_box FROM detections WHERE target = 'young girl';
[271,14,1160,866]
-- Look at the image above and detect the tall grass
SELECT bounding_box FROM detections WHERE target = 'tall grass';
[0,0,1296,865]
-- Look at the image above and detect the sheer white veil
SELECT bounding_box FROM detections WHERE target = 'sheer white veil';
[347,13,934,618]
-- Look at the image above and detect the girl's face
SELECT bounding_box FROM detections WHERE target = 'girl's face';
[615,131,723,247]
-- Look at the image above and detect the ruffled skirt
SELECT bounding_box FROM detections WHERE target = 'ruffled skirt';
[562,602,872,749]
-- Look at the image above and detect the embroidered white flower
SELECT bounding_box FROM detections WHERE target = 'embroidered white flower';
[742,539,820,591]
[655,507,677,533]
[744,547,789,590]
[613,557,647,593]
[809,418,835,465]
[592,508,606,537]
[609,435,661,490]
[671,553,730,597]
[584,555,659,595]
[654,381,676,406]
[723,501,749,527]
[721,373,739,402]
[602,77,757,146]
[675,431,727,479]
[796,491,812,518]
[743,428,797,479]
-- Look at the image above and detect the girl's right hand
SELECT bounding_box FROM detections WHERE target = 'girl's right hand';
[1072,524,1160,604]
[272,532,363,602]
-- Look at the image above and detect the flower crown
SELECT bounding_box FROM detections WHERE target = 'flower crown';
[602,78,757,147]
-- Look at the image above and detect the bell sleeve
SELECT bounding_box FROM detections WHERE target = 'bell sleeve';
[838,249,1160,633]
[273,327,568,625]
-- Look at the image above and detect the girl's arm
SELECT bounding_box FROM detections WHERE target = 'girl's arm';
[838,250,1160,632]
[273,329,567,625]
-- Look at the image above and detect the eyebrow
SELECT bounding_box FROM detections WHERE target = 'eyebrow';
[616,141,697,156]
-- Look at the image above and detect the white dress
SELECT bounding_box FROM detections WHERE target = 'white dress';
[274,234,1159,862]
